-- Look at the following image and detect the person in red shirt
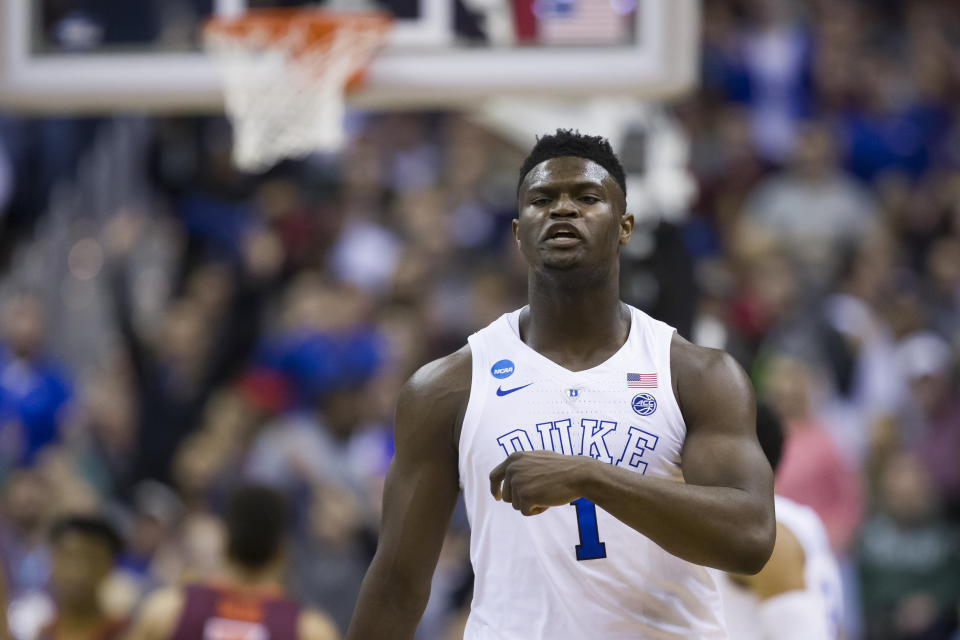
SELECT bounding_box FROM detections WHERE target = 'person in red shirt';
[125,485,337,640]
[40,516,127,640]
[764,352,863,553]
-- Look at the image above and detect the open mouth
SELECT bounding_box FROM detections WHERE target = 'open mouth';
[543,224,582,243]
[544,230,583,247]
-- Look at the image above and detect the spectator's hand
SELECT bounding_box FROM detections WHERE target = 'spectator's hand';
[243,228,284,280]
[310,484,364,544]
[103,209,145,257]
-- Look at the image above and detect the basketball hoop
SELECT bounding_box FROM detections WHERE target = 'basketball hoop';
[204,10,392,172]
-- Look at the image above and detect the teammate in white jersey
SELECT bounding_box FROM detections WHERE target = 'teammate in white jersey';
[347,130,775,639]
[718,405,844,640]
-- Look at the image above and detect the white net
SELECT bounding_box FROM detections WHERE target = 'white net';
[205,12,391,172]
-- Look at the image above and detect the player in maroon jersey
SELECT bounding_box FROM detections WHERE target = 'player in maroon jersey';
[125,486,338,640]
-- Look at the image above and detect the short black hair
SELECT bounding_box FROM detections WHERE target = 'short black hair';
[517,129,626,196]
[225,485,288,570]
[50,515,124,557]
[755,403,784,473]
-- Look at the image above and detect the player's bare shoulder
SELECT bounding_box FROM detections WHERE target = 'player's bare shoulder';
[395,344,473,455]
[668,333,755,430]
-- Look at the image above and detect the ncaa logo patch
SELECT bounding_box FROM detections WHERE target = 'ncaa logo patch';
[491,359,515,379]
[631,393,657,417]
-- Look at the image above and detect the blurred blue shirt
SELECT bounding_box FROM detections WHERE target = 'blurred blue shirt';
[254,327,385,408]
[0,345,73,465]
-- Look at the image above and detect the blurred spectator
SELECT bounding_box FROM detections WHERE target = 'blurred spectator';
[925,235,960,348]
[38,516,126,640]
[742,120,879,288]
[248,275,384,406]
[171,389,257,512]
[0,295,74,467]
[727,0,814,162]
[858,453,960,640]
[764,353,863,553]
[244,375,388,512]
[327,134,401,295]
[822,232,901,437]
[726,244,804,363]
[328,218,401,296]
[288,485,374,634]
[1,470,53,597]
[383,115,439,194]
[71,371,137,498]
[107,240,278,484]
[114,481,185,591]
[895,332,960,514]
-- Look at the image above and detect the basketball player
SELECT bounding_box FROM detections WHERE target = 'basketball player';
[125,485,339,640]
[346,130,775,639]
[718,405,844,639]
[41,516,127,640]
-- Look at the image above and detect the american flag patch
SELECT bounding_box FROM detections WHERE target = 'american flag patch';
[627,373,657,388]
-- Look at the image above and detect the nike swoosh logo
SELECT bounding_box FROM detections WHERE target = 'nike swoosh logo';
[496,383,534,396]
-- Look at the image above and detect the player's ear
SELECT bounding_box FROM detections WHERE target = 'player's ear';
[619,213,635,246]
[513,218,521,248]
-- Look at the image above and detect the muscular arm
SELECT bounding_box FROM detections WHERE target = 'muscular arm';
[490,336,775,574]
[345,347,470,640]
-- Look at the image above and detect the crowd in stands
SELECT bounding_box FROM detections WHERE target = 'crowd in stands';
[0,1,958,638]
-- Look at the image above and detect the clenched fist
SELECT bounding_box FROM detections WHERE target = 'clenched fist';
[489,451,596,516]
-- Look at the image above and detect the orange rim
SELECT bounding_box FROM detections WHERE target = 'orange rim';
[204,9,393,41]
[204,9,392,89]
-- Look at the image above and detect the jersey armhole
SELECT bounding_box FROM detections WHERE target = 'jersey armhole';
[458,334,489,489]
[660,327,688,440]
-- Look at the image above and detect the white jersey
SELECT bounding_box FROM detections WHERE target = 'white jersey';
[718,496,844,640]
[459,305,727,640]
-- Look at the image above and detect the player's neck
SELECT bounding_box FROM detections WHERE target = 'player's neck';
[523,268,627,361]
[223,561,284,591]
[57,602,108,631]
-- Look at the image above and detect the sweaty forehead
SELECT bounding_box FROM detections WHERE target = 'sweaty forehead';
[522,156,614,192]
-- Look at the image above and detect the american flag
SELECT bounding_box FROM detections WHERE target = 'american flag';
[627,373,657,388]
[515,0,631,46]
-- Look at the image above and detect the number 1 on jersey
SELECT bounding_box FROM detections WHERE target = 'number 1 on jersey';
[571,497,606,560]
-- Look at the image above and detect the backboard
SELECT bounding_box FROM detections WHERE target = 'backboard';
[0,0,699,113]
